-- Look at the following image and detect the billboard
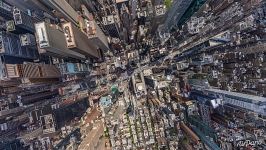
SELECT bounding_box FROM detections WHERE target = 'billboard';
[20,33,36,46]
[35,22,50,48]
[62,22,76,48]
[85,19,96,36]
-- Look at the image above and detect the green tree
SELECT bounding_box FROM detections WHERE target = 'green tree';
[164,0,172,9]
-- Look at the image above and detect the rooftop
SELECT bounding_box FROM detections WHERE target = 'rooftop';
[206,88,266,105]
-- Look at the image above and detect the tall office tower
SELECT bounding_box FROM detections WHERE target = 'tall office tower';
[0,0,266,150]
[101,5,122,39]
[164,0,194,31]
[119,3,132,42]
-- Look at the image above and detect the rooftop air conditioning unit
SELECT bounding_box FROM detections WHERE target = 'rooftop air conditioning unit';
[136,83,144,91]
[239,22,247,30]
[155,5,166,16]
[6,20,15,31]
[35,22,85,60]
[102,15,115,25]
[62,22,100,58]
